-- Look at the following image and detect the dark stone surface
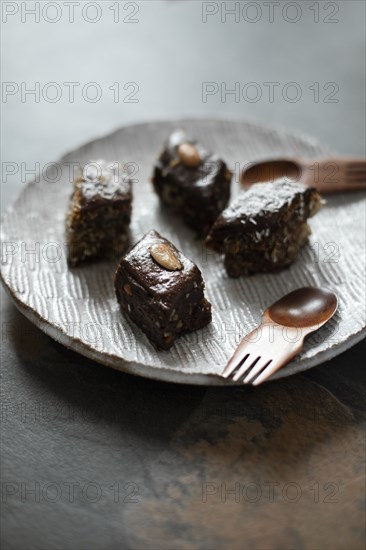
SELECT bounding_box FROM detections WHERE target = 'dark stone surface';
[1,284,365,549]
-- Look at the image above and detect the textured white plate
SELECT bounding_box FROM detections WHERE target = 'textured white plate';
[1,119,365,384]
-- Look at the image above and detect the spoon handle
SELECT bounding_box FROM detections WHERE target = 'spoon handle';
[302,157,366,193]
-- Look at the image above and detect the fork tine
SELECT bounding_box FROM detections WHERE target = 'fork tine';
[244,358,272,384]
[232,355,259,382]
[222,349,249,378]
[251,358,284,386]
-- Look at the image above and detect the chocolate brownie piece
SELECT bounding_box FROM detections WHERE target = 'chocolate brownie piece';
[152,130,232,236]
[66,160,132,267]
[114,230,212,350]
[205,180,322,277]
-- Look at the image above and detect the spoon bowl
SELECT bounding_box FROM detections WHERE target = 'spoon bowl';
[267,287,338,329]
[242,159,301,185]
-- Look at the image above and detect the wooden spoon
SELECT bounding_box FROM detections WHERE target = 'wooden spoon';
[241,157,366,193]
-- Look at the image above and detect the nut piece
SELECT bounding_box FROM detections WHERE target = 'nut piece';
[169,158,180,169]
[123,283,132,296]
[150,243,183,271]
[177,143,201,168]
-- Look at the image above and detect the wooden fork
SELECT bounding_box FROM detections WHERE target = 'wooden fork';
[222,287,338,386]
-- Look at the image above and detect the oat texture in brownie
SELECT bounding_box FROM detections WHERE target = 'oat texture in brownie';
[66,160,132,267]
[114,230,212,350]
[205,180,323,276]
[152,130,232,236]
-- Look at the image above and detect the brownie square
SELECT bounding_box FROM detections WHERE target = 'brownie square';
[152,130,232,236]
[114,230,212,349]
[66,160,132,267]
[205,180,322,277]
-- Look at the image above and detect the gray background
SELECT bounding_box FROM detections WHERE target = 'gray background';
[1,2,366,549]
[1,0,365,210]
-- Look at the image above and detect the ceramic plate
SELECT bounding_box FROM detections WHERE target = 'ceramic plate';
[1,119,365,384]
